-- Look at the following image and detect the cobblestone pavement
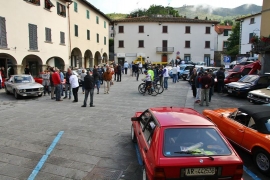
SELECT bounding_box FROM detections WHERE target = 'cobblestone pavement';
[0,73,262,180]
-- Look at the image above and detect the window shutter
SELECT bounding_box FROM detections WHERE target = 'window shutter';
[45,27,51,41]
[57,2,60,14]
[0,17,7,47]
[29,24,38,50]
[60,32,65,44]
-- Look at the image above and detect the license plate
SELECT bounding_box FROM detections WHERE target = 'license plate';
[228,89,232,93]
[185,167,215,176]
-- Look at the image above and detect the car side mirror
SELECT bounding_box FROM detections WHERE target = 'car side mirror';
[131,117,140,121]
[10,80,13,83]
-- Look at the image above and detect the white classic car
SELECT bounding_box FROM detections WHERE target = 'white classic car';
[247,85,270,104]
[5,75,44,99]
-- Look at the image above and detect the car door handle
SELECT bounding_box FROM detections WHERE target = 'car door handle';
[237,129,244,133]
[144,147,148,153]
[138,130,141,135]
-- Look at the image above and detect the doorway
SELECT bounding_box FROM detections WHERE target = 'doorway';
[204,54,210,66]
[118,58,124,66]
[29,61,38,77]
[162,54,167,62]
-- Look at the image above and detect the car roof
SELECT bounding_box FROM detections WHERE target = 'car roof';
[239,105,270,134]
[149,107,214,127]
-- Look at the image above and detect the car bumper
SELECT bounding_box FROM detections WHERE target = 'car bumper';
[18,91,43,96]
[225,87,248,96]
[247,94,270,104]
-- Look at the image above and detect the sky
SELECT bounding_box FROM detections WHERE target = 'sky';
[87,0,263,14]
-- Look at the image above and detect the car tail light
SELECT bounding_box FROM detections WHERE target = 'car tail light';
[153,168,165,180]
[233,165,243,180]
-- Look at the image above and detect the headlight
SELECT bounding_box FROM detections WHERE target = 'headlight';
[266,98,269,102]
[249,94,253,97]
[39,87,43,91]
[243,87,251,90]
[19,89,23,93]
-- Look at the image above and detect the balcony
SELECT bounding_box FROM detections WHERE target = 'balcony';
[156,47,174,53]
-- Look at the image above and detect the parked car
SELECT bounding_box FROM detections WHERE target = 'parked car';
[131,107,243,180]
[247,85,270,104]
[4,75,44,99]
[169,64,194,78]
[229,60,261,76]
[203,105,270,175]
[225,74,270,97]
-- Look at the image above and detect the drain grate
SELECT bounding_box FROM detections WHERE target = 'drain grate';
[83,167,123,180]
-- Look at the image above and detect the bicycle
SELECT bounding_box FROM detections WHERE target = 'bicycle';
[138,81,157,96]
[138,78,164,95]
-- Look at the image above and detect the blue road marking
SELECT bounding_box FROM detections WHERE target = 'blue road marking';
[243,166,261,180]
[134,143,143,166]
[27,131,64,180]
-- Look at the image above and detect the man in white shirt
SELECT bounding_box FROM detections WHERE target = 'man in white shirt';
[69,72,79,102]
[172,66,178,83]
[176,65,180,82]
[163,65,169,90]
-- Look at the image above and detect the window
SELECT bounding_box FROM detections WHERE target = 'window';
[104,21,106,28]
[250,18,255,24]
[96,33,99,43]
[119,26,124,33]
[87,30,90,40]
[28,23,38,50]
[162,26,168,33]
[185,26,190,33]
[96,16,99,24]
[185,41,190,48]
[111,26,114,30]
[57,2,66,17]
[205,41,210,48]
[60,31,65,44]
[24,0,40,5]
[223,29,228,36]
[139,40,144,47]
[86,10,90,19]
[184,54,191,61]
[74,25,78,37]
[205,27,210,34]
[119,40,124,48]
[223,41,228,48]
[44,0,54,10]
[45,27,51,42]
[104,36,106,45]
[139,26,144,33]
[249,33,254,43]
[110,33,114,37]
[74,2,78,12]
[0,16,7,48]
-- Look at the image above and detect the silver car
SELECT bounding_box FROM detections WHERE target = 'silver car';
[5,75,44,99]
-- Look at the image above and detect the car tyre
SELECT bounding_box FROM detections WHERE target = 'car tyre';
[142,166,148,180]
[14,90,19,99]
[131,125,137,143]
[253,148,270,175]
[5,86,9,94]
[38,93,43,97]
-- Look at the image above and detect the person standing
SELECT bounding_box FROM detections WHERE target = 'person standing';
[80,69,87,94]
[199,72,212,106]
[102,66,113,94]
[189,68,197,98]
[49,68,55,100]
[158,66,164,86]
[59,69,64,96]
[133,63,139,81]
[117,64,122,82]
[97,65,103,85]
[70,72,79,102]
[195,72,202,103]
[24,65,30,75]
[41,70,50,96]
[64,68,72,99]
[0,70,2,89]
[138,62,143,74]
[114,64,118,81]
[124,61,129,74]
[81,71,95,107]
[208,72,215,102]
[93,67,101,94]
[216,67,225,93]
[163,65,169,90]
[172,65,177,83]
[52,68,62,101]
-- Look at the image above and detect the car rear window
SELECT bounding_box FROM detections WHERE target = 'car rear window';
[163,128,231,157]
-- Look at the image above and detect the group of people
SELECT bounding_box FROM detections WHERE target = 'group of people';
[189,66,225,106]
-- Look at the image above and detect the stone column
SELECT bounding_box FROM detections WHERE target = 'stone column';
[14,65,22,75]
[261,53,270,74]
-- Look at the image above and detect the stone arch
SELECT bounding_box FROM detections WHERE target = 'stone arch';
[71,47,82,69]
[21,54,43,77]
[46,56,65,71]
[84,50,93,68]
[0,53,18,76]
[102,52,108,63]
[94,51,102,65]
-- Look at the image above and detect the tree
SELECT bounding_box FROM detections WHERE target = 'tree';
[128,5,180,17]
[226,22,240,57]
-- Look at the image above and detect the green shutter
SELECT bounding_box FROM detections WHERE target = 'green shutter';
[86,10,89,19]
[0,16,7,48]
[74,2,77,12]
[57,2,60,14]
[29,24,38,50]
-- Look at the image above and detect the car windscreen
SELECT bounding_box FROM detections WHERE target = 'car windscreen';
[14,76,33,83]
[180,67,185,70]
[238,75,259,83]
[163,128,231,157]
[185,66,193,71]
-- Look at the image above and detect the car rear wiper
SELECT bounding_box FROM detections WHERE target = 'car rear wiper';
[174,150,201,154]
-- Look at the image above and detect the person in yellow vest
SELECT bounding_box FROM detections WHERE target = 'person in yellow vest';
[147,67,154,81]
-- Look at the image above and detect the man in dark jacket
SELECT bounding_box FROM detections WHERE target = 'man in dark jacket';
[199,72,212,106]
[216,67,225,93]
[117,64,122,82]
[64,68,72,99]
[81,71,95,107]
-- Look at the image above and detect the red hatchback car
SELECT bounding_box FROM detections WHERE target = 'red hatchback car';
[131,107,243,180]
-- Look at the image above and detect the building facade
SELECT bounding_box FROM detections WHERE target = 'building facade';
[0,0,71,76]
[237,13,261,56]
[69,0,111,69]
[112,17,218,66]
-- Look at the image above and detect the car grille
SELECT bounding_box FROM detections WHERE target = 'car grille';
[226,86,238,91]
[26,88,39,92]
[249,94,269,103]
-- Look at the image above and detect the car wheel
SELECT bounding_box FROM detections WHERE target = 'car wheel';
[131,125,137,143]
[142,166,148,180]
[253,148,270,175]
[5,86,9,94]
[14,90,19,99]
[183,77,187,81]
[38,93,43,97]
